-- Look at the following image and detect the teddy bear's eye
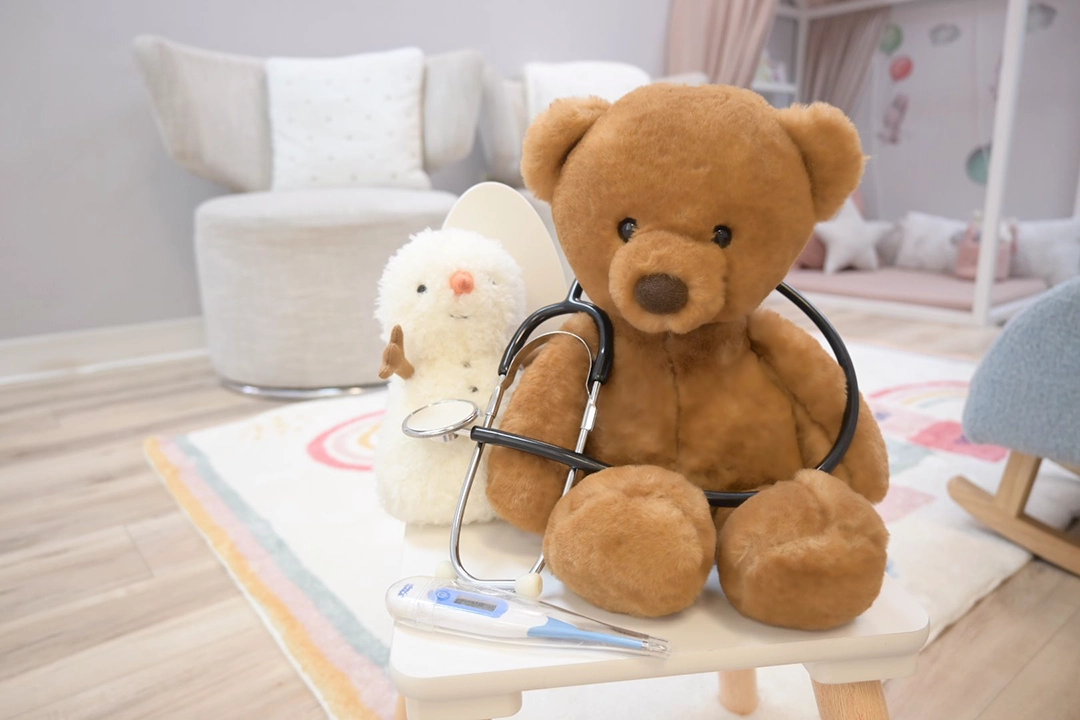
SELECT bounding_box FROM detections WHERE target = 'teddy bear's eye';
[712,225,733,248]
[618,218,637,242]
[417,284,427,294]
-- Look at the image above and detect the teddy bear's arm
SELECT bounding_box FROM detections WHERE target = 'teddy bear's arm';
[485,313,598,534]
[747,309,889,503]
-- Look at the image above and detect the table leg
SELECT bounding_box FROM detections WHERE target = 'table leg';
[811,680,889,720]
[718,669,759,715]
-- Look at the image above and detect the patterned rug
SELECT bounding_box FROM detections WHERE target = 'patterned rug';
[144,342,1080,720]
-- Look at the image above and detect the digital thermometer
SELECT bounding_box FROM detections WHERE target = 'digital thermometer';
[386,576,670,656]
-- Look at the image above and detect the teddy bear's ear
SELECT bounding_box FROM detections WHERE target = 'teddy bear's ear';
[777,103,866,222]
[521,96,612,202]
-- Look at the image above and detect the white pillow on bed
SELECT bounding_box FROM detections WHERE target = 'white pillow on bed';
[1012,218,1080,286]
[894,212,967,273]
[267,47,429,190]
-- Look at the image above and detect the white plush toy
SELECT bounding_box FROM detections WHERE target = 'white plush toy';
[374,227,526,525]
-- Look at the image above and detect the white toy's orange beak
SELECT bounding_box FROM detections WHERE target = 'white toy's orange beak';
[450,270,474,296]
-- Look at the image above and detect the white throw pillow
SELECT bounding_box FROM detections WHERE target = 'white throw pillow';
[814,199,893,274]
[523,61,651,122]
[1012,218,1080,286]
[894,212,967,273]
[267,47,429,190]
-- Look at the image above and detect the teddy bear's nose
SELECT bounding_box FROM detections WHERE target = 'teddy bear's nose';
[450,270,474,296]
[635,274,688,314]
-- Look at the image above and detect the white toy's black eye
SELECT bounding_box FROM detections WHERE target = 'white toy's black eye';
[712,225,733,248]
[417,284,427,294]
[618,218,637,242]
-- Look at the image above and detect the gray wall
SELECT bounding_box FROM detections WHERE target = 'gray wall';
[0,0,670,340]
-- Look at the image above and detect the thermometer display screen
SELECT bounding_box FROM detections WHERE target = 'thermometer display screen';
[429,586,508,617]
[454,596,497,612]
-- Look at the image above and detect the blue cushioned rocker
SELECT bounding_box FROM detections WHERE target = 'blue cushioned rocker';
[949,277,1080,575]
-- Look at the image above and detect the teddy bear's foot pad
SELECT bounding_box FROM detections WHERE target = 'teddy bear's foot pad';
[717,469,889,630]
[543,465,716,618]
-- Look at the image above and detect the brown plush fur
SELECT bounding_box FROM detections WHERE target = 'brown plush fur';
[522,96,612,203]
[775,103,867,222]
[486,84,889,630]
[543,465,716,617]
[717,470,888,629]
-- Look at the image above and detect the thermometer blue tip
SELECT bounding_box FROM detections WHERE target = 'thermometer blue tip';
[526,617,646,652]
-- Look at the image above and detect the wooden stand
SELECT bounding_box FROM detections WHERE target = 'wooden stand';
[719,669,759,715]
[949,452,1080,575]
[812,680,889,720]
[721,671,890,719]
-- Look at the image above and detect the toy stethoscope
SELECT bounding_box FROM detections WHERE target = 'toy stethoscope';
[402,281,859,596]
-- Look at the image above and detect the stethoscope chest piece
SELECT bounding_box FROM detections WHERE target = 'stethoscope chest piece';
[402,399,480,442]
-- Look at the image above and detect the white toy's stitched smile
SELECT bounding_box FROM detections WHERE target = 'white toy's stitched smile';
[450,313,470,320]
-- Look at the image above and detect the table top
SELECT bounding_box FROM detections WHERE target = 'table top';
[389,519,930,702]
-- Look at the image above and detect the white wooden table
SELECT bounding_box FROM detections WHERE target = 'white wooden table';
[389,520,929,720]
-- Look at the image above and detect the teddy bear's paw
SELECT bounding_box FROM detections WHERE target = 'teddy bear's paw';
[717,469,889,630]
[543,465,715,617]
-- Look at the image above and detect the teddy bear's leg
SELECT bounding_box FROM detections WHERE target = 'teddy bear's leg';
[717,469,888,630]
[543,465,716,617]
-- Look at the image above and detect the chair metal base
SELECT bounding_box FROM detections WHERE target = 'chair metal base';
[221,377,386,400]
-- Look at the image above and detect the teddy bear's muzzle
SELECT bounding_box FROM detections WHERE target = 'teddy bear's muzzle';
[634,274,689,314]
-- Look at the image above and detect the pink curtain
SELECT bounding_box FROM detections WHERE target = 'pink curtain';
[803,7,891,115]
[666,0,779,87]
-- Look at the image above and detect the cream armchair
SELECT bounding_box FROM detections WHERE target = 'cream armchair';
[134,36,484,396]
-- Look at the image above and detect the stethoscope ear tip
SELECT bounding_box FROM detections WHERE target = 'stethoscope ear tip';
[514,572,543,599]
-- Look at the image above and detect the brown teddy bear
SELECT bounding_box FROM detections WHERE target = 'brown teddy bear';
[484,83,891,631]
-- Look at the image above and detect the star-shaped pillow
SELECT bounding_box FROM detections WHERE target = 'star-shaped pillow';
[815,200,894,274]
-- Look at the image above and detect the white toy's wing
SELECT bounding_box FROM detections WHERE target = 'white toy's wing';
[378,324,415,381]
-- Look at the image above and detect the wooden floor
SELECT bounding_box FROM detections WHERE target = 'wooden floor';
[1,307,1077,720]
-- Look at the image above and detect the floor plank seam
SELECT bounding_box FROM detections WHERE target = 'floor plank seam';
[0,371,221,416]
[0,403,269,463]
[971,587,1080,720]
[123,524,156,580]
[48,379,227,420]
